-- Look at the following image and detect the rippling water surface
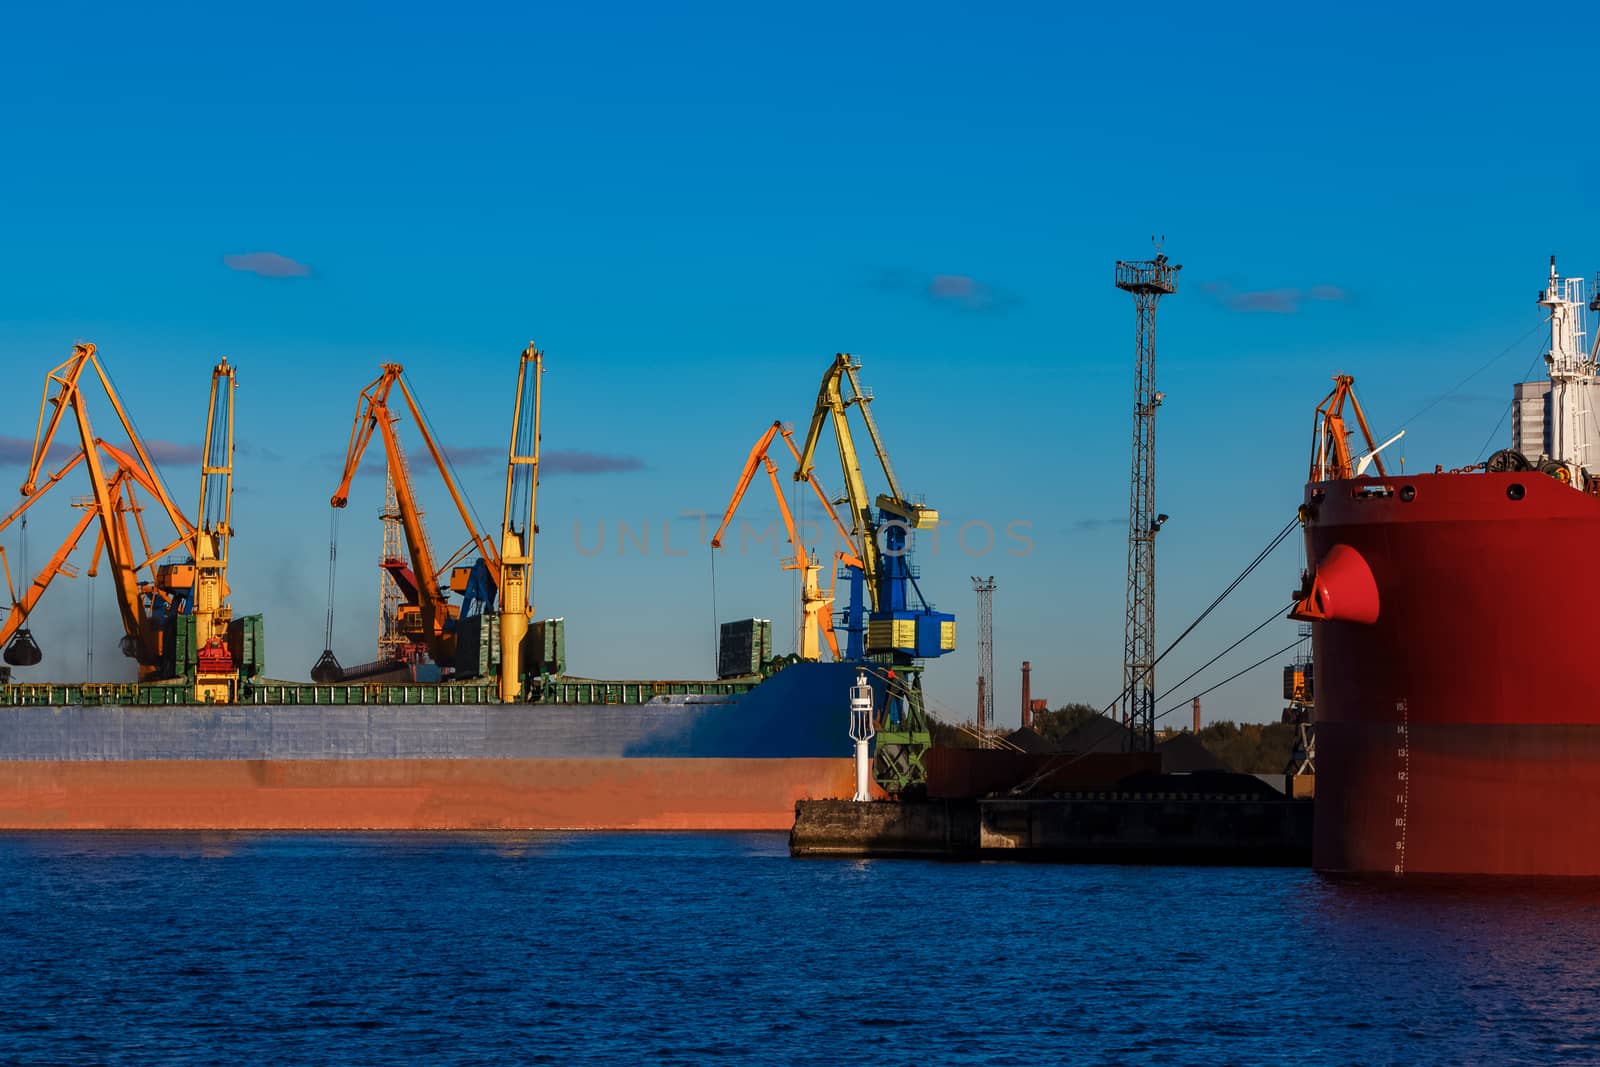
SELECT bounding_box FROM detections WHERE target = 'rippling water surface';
[3,833,1599,1065]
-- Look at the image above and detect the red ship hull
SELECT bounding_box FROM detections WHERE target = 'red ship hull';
[1304,470,1600,876]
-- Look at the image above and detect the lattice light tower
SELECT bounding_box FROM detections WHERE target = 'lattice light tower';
[972,576,996,738]
[1115,249,1180,752]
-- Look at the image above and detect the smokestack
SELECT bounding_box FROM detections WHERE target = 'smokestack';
[977,676,987,737]
[1192,696,1201,733]
[1021,661,1032,729]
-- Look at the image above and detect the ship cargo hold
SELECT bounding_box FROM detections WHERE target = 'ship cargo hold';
[1297,259,1600,876]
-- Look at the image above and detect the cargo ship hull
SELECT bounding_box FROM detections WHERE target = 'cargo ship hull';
[1303,470,1600,876]
[0,662,871,830]
[0,758,855,830]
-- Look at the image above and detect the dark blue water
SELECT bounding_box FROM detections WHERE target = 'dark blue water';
[2,834,1598,1066]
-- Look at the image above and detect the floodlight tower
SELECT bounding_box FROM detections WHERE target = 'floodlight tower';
[1115,247,1180,752]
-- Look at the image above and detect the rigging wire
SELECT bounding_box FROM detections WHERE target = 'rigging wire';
[1394,322,1542,433]
[400,369,494,546]
[999,518,1304,796]
[1155,602,1295,703]
[100,362,179,524]
[1152,635,1308,723]
[1475,348,1547,462]
[1098,515,1299,717]
[1005,633,1310,797]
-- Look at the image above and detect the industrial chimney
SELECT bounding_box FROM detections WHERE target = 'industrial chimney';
[1192,696,1201,734]
[1021,661,1033,729]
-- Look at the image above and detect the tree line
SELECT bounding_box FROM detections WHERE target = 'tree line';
[934,703,1299,774]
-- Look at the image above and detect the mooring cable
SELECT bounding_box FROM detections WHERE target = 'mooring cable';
[1152,635,1308,724]
[1098,514,1299,717]
[1155,602,1294,704]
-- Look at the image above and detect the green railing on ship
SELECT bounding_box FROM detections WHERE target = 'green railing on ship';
[535,678,756,705]
[0,682,192,706]
[0,675,761,707]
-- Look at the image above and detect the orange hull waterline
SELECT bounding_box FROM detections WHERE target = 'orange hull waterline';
[0,663,884,831]
[0,758,856,831]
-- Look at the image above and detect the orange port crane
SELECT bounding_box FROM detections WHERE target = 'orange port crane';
[1,457,135,666]
[1,343,214,679]
[1309,375,1389,482]
[329,363,500,669]
[710,421,863,662]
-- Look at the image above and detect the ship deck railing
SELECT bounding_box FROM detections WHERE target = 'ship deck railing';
[0,674,766,708]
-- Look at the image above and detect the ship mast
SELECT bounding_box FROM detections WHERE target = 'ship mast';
[1539,257,1597,481]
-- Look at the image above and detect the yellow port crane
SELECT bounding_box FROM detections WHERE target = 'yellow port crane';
[792,352,955,796]
[710,420,861,662]
[497,343,543,702]
[329,363,501,672]
[2,343,213,682]
[190,358,238,701]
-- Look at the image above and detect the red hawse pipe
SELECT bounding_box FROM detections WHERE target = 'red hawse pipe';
[1292,543,1380,624]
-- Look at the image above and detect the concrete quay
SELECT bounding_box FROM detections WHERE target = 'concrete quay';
[791,794,1312,865]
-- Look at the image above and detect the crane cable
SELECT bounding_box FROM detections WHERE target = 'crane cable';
[323,509,340,650]
[309,509,345,683]
[709,545,719,671]
[86,572,94,682]
[17,516,27,621]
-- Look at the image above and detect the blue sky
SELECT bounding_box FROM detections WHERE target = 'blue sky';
[1,3,1595,725]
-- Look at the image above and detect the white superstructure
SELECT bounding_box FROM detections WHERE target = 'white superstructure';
[1523,258,1600,480]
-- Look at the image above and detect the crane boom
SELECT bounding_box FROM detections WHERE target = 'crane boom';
[330,363,503,671]
[4,344,249,690]
[392,373,500,580]
[1309,375,1384,482]
[26,345,196,542]
[0,474,119,653]
[789,352,954,796]
[710,422,782,550]
[776,424,863,570]
[795,355,882,611]
[710,421,841,661]
[498,344,543,702]
[19,345,205,670]
[192,358,237,698]
[840,359,906,505]
[332,366,451,663]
